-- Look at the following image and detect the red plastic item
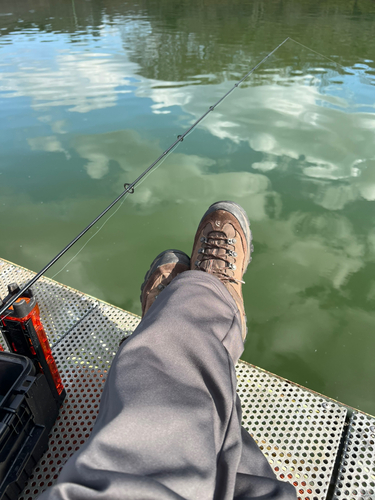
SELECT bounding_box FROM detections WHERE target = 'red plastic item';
[1,297,64,395]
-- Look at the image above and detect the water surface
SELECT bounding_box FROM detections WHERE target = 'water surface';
[0,0,375,414]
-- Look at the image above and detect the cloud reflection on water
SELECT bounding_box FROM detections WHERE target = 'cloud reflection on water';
[28,135,70,159]
[146,74,375,210]
[2,22,375,412]
[73,128,277,221]
[3,31,374,215]
[0,28,137,113]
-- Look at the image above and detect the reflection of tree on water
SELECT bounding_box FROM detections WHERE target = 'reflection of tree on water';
[1,0,374,82]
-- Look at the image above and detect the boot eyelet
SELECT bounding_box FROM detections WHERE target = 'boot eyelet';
[200,237,207,243]
[227,250,237,257]
[228,263,236,270]
[198,248,205,254]
[195,260,201,267]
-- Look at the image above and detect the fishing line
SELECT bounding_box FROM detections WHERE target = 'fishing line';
[7,35,353,315]
[50,194,129,280]
[288,37,344,68]
[50,140,181,280]
[289,37,374,86]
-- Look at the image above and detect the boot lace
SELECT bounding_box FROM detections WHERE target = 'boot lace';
[195,231,245,284]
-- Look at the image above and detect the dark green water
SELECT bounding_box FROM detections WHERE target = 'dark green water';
[0,0,374,414]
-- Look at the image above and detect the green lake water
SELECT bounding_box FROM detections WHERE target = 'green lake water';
[0,0,375,414]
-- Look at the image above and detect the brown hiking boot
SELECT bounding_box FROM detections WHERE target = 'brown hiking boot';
[191,201,253,341]
[140,249,190,317]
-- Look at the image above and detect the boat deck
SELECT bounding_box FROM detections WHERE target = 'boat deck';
[0,257,374,500]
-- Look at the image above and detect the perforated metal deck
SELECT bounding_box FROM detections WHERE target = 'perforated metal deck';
[332,413,375,500]
[1,257,374,500]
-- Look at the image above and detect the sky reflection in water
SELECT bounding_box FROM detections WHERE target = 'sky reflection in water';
[0,2,375,414]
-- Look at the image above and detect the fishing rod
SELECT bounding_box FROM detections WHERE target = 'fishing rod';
[0,36,289,317]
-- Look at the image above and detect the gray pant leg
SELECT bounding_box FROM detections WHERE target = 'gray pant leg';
[39,271,296,500]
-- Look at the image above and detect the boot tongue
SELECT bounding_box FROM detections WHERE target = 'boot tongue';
[221,223,236,238]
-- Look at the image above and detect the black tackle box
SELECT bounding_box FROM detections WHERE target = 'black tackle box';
[0,351,61,500]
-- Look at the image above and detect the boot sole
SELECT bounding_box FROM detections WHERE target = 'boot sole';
[199,201,252,272]
[140,249,190,300]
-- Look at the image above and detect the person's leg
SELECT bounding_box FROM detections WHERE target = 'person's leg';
[189,201,295,499]
[39,201,296,500]
[38,270,294,500]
